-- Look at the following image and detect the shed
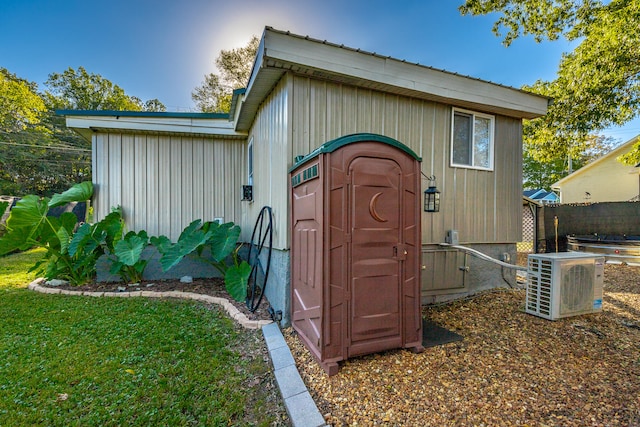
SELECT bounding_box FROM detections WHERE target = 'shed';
[61,26,549,327]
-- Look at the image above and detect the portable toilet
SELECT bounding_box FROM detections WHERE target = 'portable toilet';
[290,133,424,375]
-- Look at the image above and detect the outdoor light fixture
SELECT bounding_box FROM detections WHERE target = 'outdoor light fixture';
[242,185,253,201]
[424,175,440,212]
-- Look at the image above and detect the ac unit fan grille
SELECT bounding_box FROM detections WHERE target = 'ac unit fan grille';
[560,264,594,315]
[526,258,553,318]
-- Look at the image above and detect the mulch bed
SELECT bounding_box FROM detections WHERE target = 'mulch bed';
[45,278,273,322]
[284,263,640,426]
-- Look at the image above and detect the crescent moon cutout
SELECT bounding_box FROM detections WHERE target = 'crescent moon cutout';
[369,192,388,222]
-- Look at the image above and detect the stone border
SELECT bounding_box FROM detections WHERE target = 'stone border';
[263,323,327,427]
[27,278,272,330]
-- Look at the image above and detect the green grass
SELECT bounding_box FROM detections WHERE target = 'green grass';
[0,250,283,426]
[0,247,46,290]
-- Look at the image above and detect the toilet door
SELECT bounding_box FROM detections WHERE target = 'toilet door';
[348,156,404,356]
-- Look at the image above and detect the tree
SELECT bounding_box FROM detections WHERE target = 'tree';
[192,36,259,113]
[44,66,166,112]
[0,68,47,133]
[460,0,640,164]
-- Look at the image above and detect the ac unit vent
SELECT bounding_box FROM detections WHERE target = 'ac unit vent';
[526,253,604,320]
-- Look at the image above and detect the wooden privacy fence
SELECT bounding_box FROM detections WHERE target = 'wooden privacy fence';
[536,202,640,252]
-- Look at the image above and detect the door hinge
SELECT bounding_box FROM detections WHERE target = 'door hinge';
[345,233,352,243]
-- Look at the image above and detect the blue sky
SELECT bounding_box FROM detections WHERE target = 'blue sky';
[1,0,638,142]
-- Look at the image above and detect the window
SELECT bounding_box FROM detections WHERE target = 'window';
[247,137,254,185]
[451,108,494,170]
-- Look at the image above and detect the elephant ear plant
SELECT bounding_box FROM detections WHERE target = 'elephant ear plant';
[151,220,251,302]
[110,230,150,284]
[0,182,151,286]
[0,182,116,285]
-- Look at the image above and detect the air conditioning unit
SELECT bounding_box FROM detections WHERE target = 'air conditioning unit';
[525,252,604,320]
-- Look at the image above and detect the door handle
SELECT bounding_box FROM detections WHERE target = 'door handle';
[393,245,407,260]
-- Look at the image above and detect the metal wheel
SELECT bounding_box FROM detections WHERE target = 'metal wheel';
[246,206,273,312]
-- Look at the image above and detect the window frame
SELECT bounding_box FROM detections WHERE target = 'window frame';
[450,107,495,171]
[247,136,254,186]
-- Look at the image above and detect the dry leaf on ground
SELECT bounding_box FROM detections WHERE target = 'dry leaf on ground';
[285,263,640,426]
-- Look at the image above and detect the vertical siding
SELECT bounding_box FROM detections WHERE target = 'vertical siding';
[121,134,135,224]
[92,132,244,241]
[133,135,147,232]
[146,135,159,236]
[284,76,523,246]
[245,78,291,249]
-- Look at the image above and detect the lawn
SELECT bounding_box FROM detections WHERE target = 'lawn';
[0,249,286,426]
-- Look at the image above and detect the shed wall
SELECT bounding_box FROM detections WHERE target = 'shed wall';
[244,78,292,248]
[93,132,245,241]
[288,75,523,245]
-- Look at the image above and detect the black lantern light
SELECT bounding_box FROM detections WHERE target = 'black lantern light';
[424,175,440,212]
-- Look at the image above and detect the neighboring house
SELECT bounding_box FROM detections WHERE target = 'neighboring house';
[60,27,548,325]
[523,188,559,205]
[552,135,640,203]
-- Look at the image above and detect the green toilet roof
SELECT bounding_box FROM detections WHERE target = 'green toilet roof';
[289,133,421,172]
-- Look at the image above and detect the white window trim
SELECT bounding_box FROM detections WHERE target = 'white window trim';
[247,136,254,186]
[450,107,495,171]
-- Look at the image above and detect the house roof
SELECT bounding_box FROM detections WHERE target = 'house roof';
[60,26,549,140]
[523,189,558,201]
[552,134,640,189]
[235,27,549,131]
[58,109,247,140]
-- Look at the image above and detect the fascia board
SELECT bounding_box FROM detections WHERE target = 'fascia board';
[66,116,246,138]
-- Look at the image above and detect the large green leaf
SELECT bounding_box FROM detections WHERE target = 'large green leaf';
[0,227,32,255]
[224,261,251,302]
[59,212,78,234]
[96,209,124,252]
[209,222,241,262]
[56,227,71,255]
[48,181,93,208]
[114,233,146,266]
[159,228,210,272]
[68,222,101,257]
[150,235,172,254]
[6,195,48,231]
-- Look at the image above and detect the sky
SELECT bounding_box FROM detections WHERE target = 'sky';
[1,0,638,143]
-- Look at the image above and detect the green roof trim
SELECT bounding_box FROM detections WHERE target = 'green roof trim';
[56,109,229,120]
[289,133,421,172]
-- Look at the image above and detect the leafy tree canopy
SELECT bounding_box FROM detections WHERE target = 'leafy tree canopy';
[192,36,259,113]
[1,66,165,196]
[460,0,640,164]
[0,68,47,133]
[44,66,166,112]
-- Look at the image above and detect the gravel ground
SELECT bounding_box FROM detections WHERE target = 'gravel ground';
[284,262,640,426]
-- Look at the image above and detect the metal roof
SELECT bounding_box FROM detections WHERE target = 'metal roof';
[235,27,550,131]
